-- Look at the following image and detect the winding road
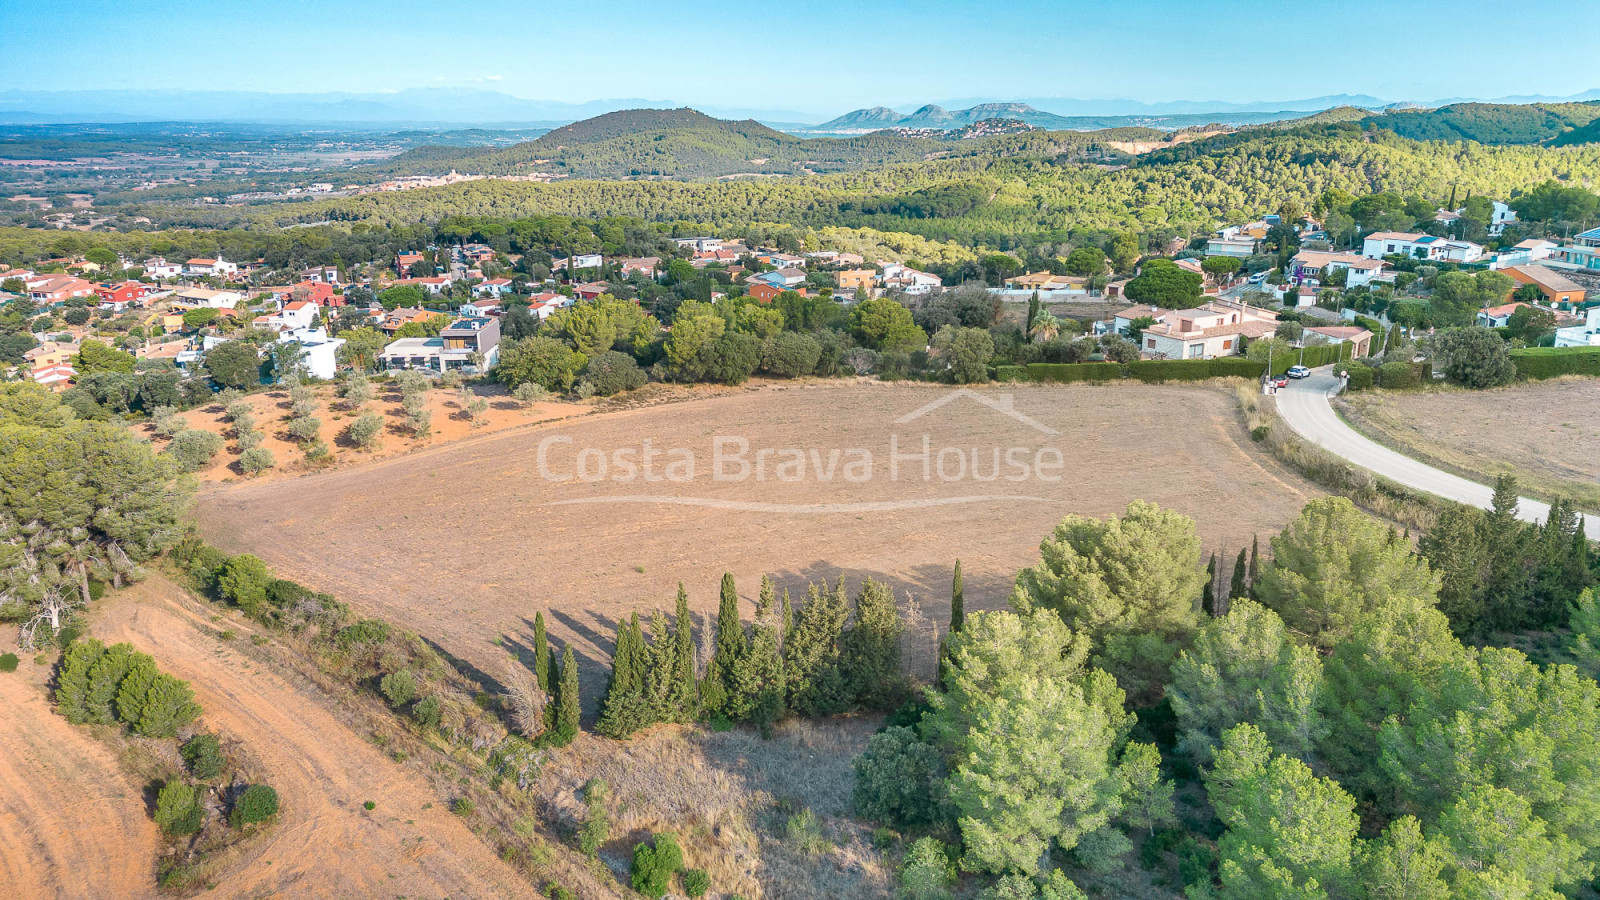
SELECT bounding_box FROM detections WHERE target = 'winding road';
[1274,367,1600,541]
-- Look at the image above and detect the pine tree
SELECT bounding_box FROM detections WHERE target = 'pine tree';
[950,559,965,633]
[1202,553,1218,618]
[640,611,675,721]
[780,588,794,645]
[757,575,775,618]
[84,643,137,725]
[55,638,106,724]
[550,645,580,746]
[1248,534,1261,601]
[1230,548,1248,601]
[666,585,699,722]
[531,611,552,691]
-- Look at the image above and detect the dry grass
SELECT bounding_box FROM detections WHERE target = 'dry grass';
[536,717,892,899]
[1338,379,1600,514]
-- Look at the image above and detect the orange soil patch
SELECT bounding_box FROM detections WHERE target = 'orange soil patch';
[0,666,160,900]
[197,380,1323,711]
[89,578,534,899]
[146,381,586,485]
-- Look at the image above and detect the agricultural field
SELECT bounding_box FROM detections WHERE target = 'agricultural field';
[1338,379,1600,513]
[196,379,1324,713]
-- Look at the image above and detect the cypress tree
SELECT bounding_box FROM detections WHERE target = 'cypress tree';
[1230,548,1248,600]
[1202,553,1217,618]
[640,611,674,720]
[667,585,699,722]
[840,578,905,711]
[598,614,649,739]
[532,611,552,691]
[1247,534,1261,600]
[950,560,965,633]
[780,588,794,646]
[757,575,775,618]
[550,645,580,746]
[711,573,743,711]
[783,578,851,716]
[727,614,785,734]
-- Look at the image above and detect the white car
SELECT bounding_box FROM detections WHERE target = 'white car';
[1286,365,1311,379]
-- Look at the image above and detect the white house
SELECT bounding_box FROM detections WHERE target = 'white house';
[278,327,345,380]
[173,288,242,309]
[1287,250,1387,287]
[673,237,722,253]
[879,263,942,295]
[142,257,183,280]
[1554,306,1600,348]
[1489,200,1517,236]
[563,253,603,270]
[459,298,501,317]
[258,300,319,332]
[184,257,238,278]
[1139,301,1279,359]
[1361,232,1481,262]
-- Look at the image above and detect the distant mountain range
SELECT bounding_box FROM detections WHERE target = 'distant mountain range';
[5,87,1600,132]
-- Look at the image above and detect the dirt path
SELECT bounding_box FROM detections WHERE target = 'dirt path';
[0,666,160,899]
[93,579,533,899]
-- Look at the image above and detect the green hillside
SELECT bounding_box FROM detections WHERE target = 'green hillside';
[366,108,1165,180]
[1359,101,1600,145]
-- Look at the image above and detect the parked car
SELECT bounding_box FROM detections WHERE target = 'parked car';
[1287,365,1311,379]
[1271,375,1290,388]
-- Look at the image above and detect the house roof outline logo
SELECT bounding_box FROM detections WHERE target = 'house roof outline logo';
[892,389,1059,436]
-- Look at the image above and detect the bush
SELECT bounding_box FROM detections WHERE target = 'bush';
[154,780,204,835]
[164,429,223,473]
[630,832,683,897]
[0,653,17,673]
[578,779,610,858]
[900,836,955,900]
[681,868,711,898]
[853,726,945,828]
[238,446,275,475]
[995,364,1026,382]
[345,412,383,449]
[182,733,225,780]
[380,670,417,707]
[412,695,442,730]
[1435,327,1516,388]
[217,554,273,616]
[582,350,647,395]
[1377,361,1421,389]
[230,784,279,827]
[761,332,823,378]
[452,796,476,816]
[286,415,321,444]
[785,808,831,855]
[1342,365,1374,390]
[512,381,550,406]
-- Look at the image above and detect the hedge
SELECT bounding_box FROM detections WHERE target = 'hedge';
[1023,358,1265,384]
[995,365,1026,383]
[1267,342,1353,375]
[1509,346,1600,380]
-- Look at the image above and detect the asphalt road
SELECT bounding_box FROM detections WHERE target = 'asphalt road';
[1273,367,1600,540]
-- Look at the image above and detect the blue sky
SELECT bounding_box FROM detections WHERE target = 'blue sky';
[10,0,1600,116]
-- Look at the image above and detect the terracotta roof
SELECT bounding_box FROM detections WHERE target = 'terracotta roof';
[1479,302,1528,318]
[1293,251,1385,270]
[1306,325,1372,340]
[1505,265,1584,293]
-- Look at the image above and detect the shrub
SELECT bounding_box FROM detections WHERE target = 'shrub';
[785,808,831,855]
[549,887,575,900]
[1509,346,1600,379]
[345,412,383,449]
[630,832,683,897]
[900,836,955,900]
[154,780,204,836]
[0,653,17,673]
[164,428,224,473]
[182,733,225,780]
[578,778,610,858]
[339,372,373,409]
[336,618,390,649]
[286,415,321,444]
[217,554,274,616]
[853,726,945,828]
[380,670,417,707]
[582,350,647,395]
[230,784,279,827]
[152,408,187,438]
[412,695,442,730]
[512,381,550,406]
[1377,361,1421,389]
[225,400,254,423]
[1435,326,1516,388]
[451,796,475,816]
[681,868,711,898]
[1026,362,1121,383]
[238,446,275,475]
[761,332,823,378]
[1343,365,1374,390]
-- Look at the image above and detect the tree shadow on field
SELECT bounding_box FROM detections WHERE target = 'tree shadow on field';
[534,610,625,721]
[764,558,1020,627]
[418,633,506,696]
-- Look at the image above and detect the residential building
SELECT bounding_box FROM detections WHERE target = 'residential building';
[460,298,501,317]
[277,327,345,380]
[1005,272,1087,292]
[142,257,183,280]
[1504,265,1587,306]
[618,257,661,278]
[24,341,78,369]
[561,253,603,271]
[258,300,319,332]
[1360,232,1481,262]
[381,306,444,335]
[184,257,237,278]
[674,237,723,253]
[1138,301,1278,359]
[747,282,783,303]
[1477,302,1530,328]
[836,269,876,293]
[1554,306,1600,348]
[1488,200,1517,236]
[755,267,807,289]
[28,275,98,305]
[880,263,942,295]
[28,363,77,391]
[172,288,242,309]
[95,281,151,310]
[1101,304,1172,336]
[299,264,340,284]
[1305,325,1373,357]
[572,282,609,300]
[396,251,427,274]
[380,316,500,373]
[475,277,514,298]
[1287,250,1387,287]
[690,249,742,267]
[528,292,572,320]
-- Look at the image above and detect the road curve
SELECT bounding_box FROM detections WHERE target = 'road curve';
[1273,368,1600,540]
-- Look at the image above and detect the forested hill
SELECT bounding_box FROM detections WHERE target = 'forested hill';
[1358,101,1600,145]
[363,107,1165,180]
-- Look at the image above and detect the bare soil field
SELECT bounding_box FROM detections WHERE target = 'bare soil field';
[147,380,586,485]
[1339,379,1600,513]
[0,664,160,899]
[196,379,1323,712]
[85,579,534,899]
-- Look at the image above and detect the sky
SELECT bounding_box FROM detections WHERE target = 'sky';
[8,0,1600,117]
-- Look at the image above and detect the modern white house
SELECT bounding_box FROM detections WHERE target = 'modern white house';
[1361,232,1483,263]
[1287,250,1387,287]
[278,327,345,380]
[1554,306,1600,348]
[1488,200,1518,236]
[257,300,319,332]
[184,257,238,278]
[173,288,242,309]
